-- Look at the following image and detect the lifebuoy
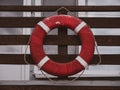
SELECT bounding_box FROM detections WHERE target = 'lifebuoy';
[30,15,95,77]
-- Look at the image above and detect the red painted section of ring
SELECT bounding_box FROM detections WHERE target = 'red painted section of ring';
[30,15,95,76]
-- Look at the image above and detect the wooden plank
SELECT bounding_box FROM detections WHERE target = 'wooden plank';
[0,17,119,28]
[35,77,120,81]
[0,35,120,46]
[0,17,43,28]
[82,18,120,28]
[44,35,120,46]
[0,6,120,12]
[48,54,120,65]
[0,80,120,86]
[0,54,120,65]
[0,80,120,90]
[58,28,68,55]
[0,86,119,90]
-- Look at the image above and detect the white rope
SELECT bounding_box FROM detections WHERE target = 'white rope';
[55,7,76,16]
[39,69,85,84]
[89,28,102,66]
[94,41,102,65]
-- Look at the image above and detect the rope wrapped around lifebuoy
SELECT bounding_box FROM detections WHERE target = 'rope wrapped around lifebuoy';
[30,15,95,77]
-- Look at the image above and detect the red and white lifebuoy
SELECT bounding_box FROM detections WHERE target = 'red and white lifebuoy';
[30,15,95,77]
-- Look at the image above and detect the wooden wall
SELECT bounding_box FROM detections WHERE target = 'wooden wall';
[0,5,120,90]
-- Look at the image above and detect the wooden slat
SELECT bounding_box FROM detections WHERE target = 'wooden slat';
[35,77,120,81]
[0,35,120,46]
[58,28,68,55]
[0,86,119,90]
[82,18,120,28]
[0,17,43,28]
[0,80,120,90]
[49,54,120,65]
[0,6,120,12]
[44,35,120,46]
[0,83,120,90]
[0,17,120,28]
[0,54,120,65]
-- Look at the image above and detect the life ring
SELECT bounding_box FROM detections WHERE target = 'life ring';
[30,15,95,77]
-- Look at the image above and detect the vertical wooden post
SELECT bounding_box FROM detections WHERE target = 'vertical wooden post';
[57,8,68,78]
[58,8,68,56]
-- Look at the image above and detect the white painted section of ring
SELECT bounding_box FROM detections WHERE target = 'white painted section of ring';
[74,21,86,33]
[76,56,88,68]
[38,56,50,69]
[37,21,50,33]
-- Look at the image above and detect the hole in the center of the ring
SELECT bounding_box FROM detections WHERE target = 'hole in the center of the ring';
[43,28,81,63]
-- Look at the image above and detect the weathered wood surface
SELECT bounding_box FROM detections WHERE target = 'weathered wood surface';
[0,17,119,28]
[0,5,120,89]
[0,6,119,12]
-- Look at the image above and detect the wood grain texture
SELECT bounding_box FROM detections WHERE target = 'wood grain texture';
[0,85,120,90]
[0,17,119,28]
[0,5,120,87]
[0,6,119,12]
[0,35,120,46]
[0,54,120,65]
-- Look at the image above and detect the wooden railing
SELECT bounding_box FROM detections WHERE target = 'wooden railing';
[0,5,120,90]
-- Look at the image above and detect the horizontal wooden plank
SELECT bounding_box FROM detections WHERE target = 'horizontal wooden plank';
[35,77,120,81]
[0,6,120,12]
[0,17,120,28]
[0,80,120,87]
[0,86,120,90]
[0,17,43,28]
[0,35,120,46]
[44,35,120,46]
[0,54,119,65]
